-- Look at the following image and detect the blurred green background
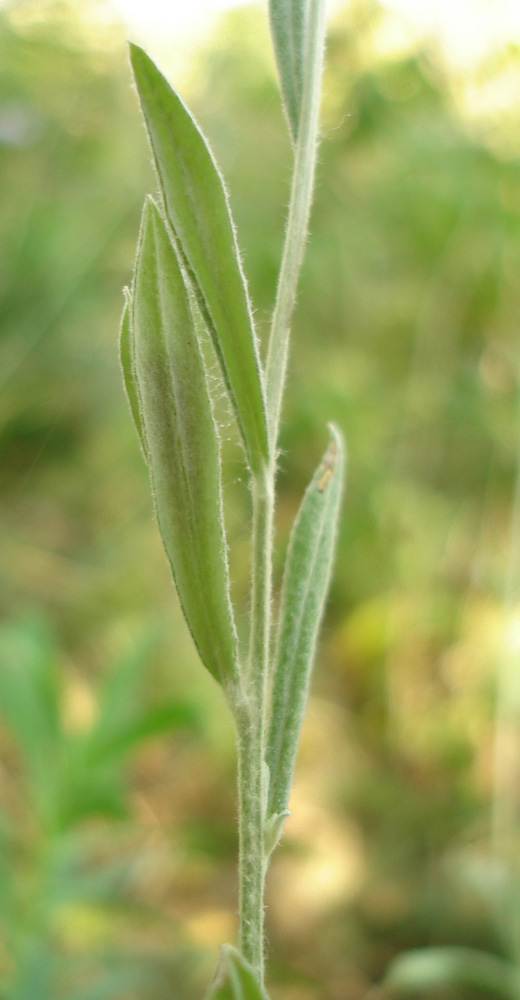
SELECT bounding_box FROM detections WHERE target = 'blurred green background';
[1,0,520,996]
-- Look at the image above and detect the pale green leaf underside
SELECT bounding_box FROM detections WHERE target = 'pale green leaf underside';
[266,425,345,816]
[131,197,238,691]
[384,947,520,999]
[206,946,271,1000]
[129,43,268,474]
[268,0,308,143]
[119,288,149,463]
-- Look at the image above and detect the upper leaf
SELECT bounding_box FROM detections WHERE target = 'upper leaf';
[131,197,239,692]
[206,946,271,1000]
[129,43,269,474]
[268,0,308,144]
[266,425,345,818]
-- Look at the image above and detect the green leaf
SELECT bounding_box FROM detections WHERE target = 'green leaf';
[266,425,345,818]
[56,769,128,827]
[383,947,520,999]
[0,618,62,789]
[206,945,271,1000]
[268,0,307,144]
[86,701,200,765]
[119,287,149,463]
[131,196,239,692]
[83,629,200,764]
[129,43,269,474]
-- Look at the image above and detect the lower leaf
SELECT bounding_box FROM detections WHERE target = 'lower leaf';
[206,946,271,1000]
[266,425,345,819]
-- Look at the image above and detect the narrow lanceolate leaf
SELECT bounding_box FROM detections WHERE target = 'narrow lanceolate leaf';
[119,288,149,463]
[129,44,269,474]
[266,425,345,818]
[268,0,308,144]
[206,946,271,1000]
[132,197,239,692]
[384,948,520,999]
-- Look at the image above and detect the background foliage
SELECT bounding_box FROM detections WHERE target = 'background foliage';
[1,0,520,996]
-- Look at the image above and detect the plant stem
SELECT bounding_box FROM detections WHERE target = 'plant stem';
[236,708,266,981]
[237,0,327,981]
[237,466,274,983]
[266,0,327,449]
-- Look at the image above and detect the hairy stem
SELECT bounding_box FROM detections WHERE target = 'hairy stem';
[266,0,327,449]
[236,708,266,980]
[237,467,274,983]
[237,0,327,981]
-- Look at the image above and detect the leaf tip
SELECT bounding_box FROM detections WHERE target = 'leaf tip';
[326,421,345,455]
[135,196,168,282]
[128,40,146,69]
[315,423,345,494]
[138,193,157,240]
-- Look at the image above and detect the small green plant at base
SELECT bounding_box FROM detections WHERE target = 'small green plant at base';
[120,1,345,995]
[0,617,201,1000]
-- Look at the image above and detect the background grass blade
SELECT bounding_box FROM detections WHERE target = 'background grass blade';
[0,617,62,799]
[268,0,307,144]
[129,43,269,474]
[266,425,345,819]
[207,945,271,1000]
[132,196,239,693]
[383,947,520,999]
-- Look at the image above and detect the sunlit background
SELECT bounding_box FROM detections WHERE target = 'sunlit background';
[1,0,520,997]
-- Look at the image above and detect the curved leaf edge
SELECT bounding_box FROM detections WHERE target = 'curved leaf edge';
[383,946,520,999]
